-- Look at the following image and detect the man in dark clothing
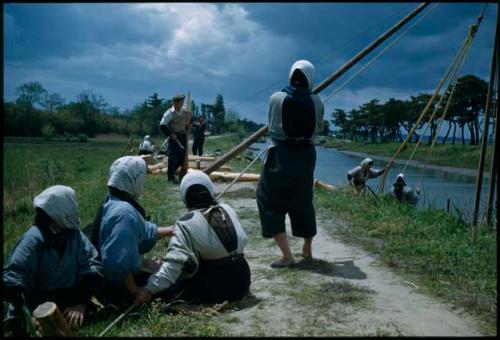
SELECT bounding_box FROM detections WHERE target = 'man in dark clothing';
[159,94,188,184]
[256,60,324,268]
[191,116,206,156]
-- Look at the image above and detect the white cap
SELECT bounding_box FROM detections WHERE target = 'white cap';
[360,158,373,168]
[179,170,215,206]
[289,60,315,91]
[144,135,151,141]
[107,156,147,199]
[33,185,80,230]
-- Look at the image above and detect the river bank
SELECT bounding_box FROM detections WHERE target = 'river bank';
[319,138,492,173]
[337,149,489,178]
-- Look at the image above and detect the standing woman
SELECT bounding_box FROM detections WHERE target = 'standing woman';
[256,60,324,268]
[87,156,173,308]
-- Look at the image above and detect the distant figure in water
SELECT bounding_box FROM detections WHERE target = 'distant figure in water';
[389,173,420,206]
[347,158,385,191]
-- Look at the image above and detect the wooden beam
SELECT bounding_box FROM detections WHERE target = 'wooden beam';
[472,9,498,241]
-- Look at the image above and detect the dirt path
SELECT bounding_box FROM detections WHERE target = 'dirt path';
[212,182,484,336]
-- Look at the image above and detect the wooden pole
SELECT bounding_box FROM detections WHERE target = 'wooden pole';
[180,91,192,179]
[203,3,429,175]
[313,2,429,94]
[32,302,72,337]
[486,6,500,228]
[472,10,498,241]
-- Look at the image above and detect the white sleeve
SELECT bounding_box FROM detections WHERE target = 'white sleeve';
[145,222,199,295]
[160,109,172,126]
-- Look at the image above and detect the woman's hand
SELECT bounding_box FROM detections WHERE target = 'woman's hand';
[63,304,86,328]
[134,287,153,306]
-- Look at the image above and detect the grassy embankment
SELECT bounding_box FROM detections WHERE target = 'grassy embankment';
[3,134,496,335]
[314,187,497,335]
[321,137,492,170]
[3,133,261,336]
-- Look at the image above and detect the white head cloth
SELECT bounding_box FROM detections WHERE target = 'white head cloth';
[107,156,147,199]
[144,135,151,142]
[33,185,80,230]
[360,158,373,168]
[289,59,316,91]
[179,170,215,206]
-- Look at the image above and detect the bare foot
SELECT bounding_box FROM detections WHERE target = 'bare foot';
[270,257,296,268]
[302,247,312,260]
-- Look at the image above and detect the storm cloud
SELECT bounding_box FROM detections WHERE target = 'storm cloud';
[3,3,497,124]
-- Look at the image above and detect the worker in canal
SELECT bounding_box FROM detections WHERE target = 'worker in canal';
[389,173,420,206]
[134,170,251,305]
[138,135,154,155]
[159,94,188,184]
[346,158,386,191]
[86,156,173,309]
[191,115,206,156]
[3,185,104,334]
[256,59,324,268]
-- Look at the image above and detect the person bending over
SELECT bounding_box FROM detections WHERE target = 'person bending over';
[134,170,251,305]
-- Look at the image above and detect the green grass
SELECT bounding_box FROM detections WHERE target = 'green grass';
[3,133,259,336]
[314,187,497,335]
[321,137,492,170]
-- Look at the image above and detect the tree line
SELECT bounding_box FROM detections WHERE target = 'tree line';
[3,82,265,139]
[331,74,493,145]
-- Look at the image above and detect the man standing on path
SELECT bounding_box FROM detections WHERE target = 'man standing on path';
[256,60,324,268]
[191,115,206,156]
[160,94,188,184]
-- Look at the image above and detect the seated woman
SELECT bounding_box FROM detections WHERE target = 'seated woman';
[389,173,420,206]
[87,156,173,308]
[3,185,104,334]
[347,158,385,191]
[134,170,251,305]
[138,135,154,155]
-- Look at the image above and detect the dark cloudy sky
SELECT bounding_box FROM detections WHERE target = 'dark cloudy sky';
[3,2,498,124]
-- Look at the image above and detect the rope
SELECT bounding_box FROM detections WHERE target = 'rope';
[215,146,269,200]
[377,11,485,193]
[401,32,473,174]
[323,3,438,103]
[415,37,475,188]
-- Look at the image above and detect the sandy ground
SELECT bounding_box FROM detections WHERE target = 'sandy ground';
[211,181,485,336]
[337,149,489,179]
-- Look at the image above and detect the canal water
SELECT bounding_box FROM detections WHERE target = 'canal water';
[250,141,493,220]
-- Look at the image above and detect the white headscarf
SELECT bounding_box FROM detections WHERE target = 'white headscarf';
[33,185,80,230]
[144,135,151,142]
[107,156,147,199]
[179,170,215,206]
[360,158,374,169]
[395,173,406,185]
[289,60,316,91]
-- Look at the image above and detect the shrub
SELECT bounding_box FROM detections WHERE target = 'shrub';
[77,133,88,143]
[41,123,56,140]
